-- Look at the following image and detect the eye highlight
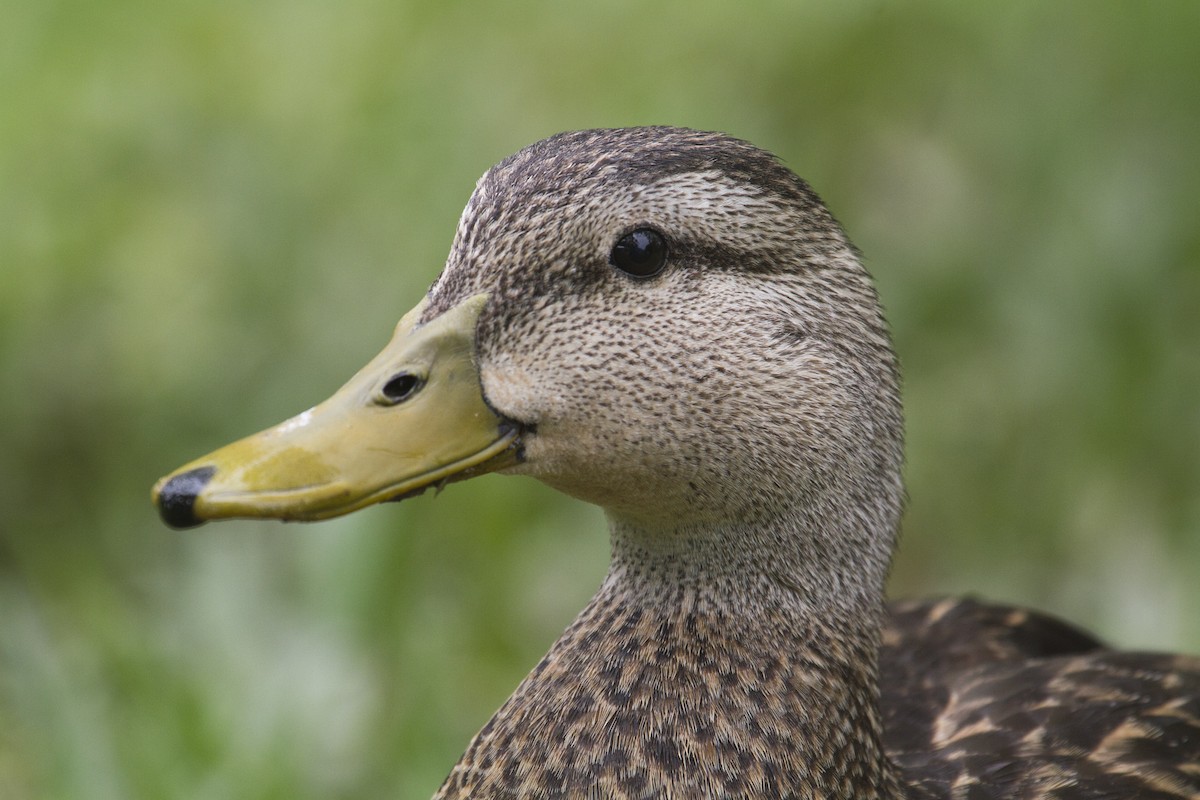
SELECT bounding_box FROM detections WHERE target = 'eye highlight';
[609,228,668,279]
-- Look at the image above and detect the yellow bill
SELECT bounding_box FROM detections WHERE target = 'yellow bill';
[152,293,519,528]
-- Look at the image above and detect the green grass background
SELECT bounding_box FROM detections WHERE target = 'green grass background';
[3,1,1198,797]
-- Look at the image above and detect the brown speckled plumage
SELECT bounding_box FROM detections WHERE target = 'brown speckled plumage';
[411,128,1200,797]
[882,599,1200,798]
[438,565,903,799]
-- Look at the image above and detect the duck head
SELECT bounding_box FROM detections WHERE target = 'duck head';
[154,127,903,609]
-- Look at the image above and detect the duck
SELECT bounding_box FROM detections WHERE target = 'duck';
[153,127,1200,799]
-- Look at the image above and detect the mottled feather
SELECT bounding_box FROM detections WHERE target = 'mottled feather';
[882,598,1200,798]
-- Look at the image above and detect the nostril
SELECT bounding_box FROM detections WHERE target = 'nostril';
[380,372,423,405]
[156,466,215,529]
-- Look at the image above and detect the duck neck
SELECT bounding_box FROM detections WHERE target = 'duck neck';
[600,511,904,798]
[607,505,895,628]
[436,509,908,800]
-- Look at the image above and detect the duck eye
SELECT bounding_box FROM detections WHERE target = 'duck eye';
[610,228,668,279]
[379,372,423,405]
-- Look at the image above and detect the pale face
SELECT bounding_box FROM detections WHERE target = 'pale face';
[423,130,899,532]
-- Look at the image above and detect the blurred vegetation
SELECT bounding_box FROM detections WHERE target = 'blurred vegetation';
[2,1,1198,797]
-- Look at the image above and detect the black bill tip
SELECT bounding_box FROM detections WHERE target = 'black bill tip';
[155,466,216,529]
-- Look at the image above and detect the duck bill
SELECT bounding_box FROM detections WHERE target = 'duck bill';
[152,293,519,529]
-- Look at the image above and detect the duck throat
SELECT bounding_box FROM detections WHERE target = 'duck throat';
[434,531,907,800]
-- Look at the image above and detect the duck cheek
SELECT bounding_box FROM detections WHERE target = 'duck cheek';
[478,358,597,438]
[478,361,542,425]
[517,432,696,521]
